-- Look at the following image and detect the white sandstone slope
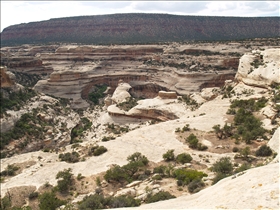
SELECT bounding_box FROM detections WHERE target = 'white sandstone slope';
[121,128,280,210]
[122,162,279,209]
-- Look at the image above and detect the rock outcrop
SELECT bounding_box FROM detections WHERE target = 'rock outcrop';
[235,49,280,88]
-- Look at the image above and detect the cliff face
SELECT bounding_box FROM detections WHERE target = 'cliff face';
[1,14,279,46]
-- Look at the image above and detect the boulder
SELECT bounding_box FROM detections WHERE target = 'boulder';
[111,82,132,104]
[200,87,219,101]
[158,91,177,99]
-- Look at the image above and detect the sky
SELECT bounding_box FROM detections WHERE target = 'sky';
[1,1,279,32]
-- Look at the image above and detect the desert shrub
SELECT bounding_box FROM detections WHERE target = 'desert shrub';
[0,196,11,210]
[153,165,167,176]
[59,152,80,163]
[186,133,199,149]
[188,179,205,193]
[181,124,190,132]
[117,97,138,111]
[234,163,251,173]
[180,94,198,107]
[176,153,193,164]
[212,123,234,139]
[104,165,129,183]
[88,84,107,105]
[88,145,108,156]
[230,97,267,112]
[212,157,233,175]
[197,143,208,151]
[0,164,20,176]
[78,194,140,209]
[212,173,228,185]
[232,147,239,152]
[101,136,115,142]
[239,146,251,160]
[39,192,66,210]
[173,169,207,186]
[152,174,162,180]
[28,191,39,200]
[77,173,85,181]
[235,109,266,144]
[127,152,149,166]
[255,145,273,157]
[56,168,74,194]
[107,195,140,208]
[104,152,149,184]
[0,88,37,116]
[78,194,106,210]
[145,191,176,204]
[163,150,175,161]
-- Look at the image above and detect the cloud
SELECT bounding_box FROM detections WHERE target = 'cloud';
[132,2,208,13]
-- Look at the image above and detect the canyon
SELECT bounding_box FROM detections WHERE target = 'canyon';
[0,39,279,210]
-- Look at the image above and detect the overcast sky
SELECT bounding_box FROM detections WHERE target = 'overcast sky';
[1,1,279,32]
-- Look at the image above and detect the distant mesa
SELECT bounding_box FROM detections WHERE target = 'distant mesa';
[1,14,279,46]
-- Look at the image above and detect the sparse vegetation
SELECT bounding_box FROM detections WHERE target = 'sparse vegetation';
[176,153,193,164]
[117,97,138,111]
[104,152,149,184]
[88,84,107,105]
[56,168,74,194]
[88,145,108,156]
[59,152,80,163]
[255,145,273,157]
[163,150,175,161]
[212,157,233,185]
[145,191,176,203]
[0,88,37,116]
[39,192,66,210]
[185,133,208,151]
[78,193,140,209]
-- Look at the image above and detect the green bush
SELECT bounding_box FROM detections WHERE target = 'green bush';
[176,153,192,164]
[173,169,207,186]
[163,150,175,161]
[104,152,149,184]
[28,191,39,200]
[56,168,74,194]
[255,145,273,157]
[0,164,20,176]
[88,145,108,156]
[107,195,140,208]
[212,173,228,185]
[186,133,199,149]
[187,179,205,193]
[117,97,138,111]
[104,165,129,183]
[212,157,233,175]
[145,191,176,203]
[232,147,239,152]
[59,152,80,163]
[234,163,251,173]
[88,85,107,105]
[39,192,66,210]
[127,152,149,166]
[153,165,167,176]
[78,194,140,209]
[152,174,162,180]
[181,124,190,132]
